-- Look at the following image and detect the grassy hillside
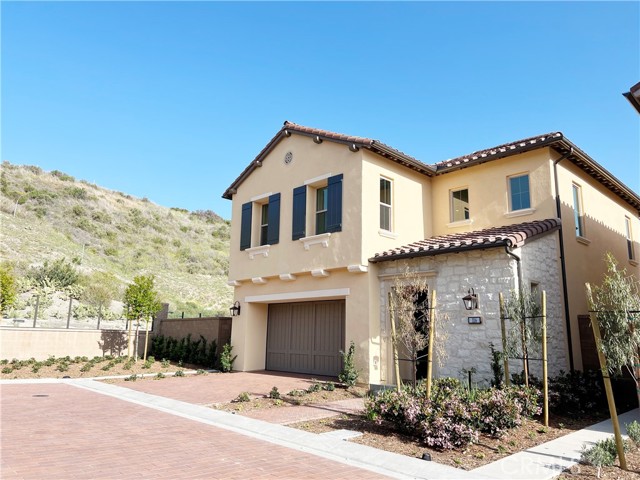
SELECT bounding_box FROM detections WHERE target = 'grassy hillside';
[0,162,232,317]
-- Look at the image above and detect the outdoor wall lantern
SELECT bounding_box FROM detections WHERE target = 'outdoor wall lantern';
[462,288,478,310]
[229,301,241,317]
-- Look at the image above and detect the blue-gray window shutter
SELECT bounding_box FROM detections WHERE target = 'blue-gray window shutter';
[267,193,280,245]
[292,186,306,240]
[326,174,343,233]
[240,202,252,250]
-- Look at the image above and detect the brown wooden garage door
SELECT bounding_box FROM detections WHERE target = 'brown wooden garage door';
[266,300,345,376]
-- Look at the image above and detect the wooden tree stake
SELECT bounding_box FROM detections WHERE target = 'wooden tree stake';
[499,292,510,386]
[388,292,402,392]
[541,290,548,427]
[585,283,627,471]
[426,289,436,399]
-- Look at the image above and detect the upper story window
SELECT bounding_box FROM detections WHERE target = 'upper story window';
[509,174,531,211]
[316,186,328,234]
[572,183,585,238]
[292,174,343,241]
[240,193,280,251]
[450,188,469,222]
[626,216,635,261]
[260,203,270,246]
[380,177,392,231]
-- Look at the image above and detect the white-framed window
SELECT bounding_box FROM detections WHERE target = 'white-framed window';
[626,216,635,261]
[508,174,531,211]
[380,177,392,231]
[572,183,585,238]
[260,203,269,246]
[450,188,470,222]
[315,186,328,235]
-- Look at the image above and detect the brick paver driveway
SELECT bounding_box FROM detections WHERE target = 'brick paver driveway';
[1,382,388,480]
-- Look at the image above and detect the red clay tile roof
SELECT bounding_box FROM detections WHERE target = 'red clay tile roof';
[435,132,563,169]
[370,219,561,263]
[223,122,640,212]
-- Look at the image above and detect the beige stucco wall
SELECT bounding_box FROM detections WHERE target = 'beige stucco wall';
[430,149,557,235]
[360,150,432,262]
[0,328,129,360]
[555,157,640,370]
[228,134,365,282]
[229,270,377,382]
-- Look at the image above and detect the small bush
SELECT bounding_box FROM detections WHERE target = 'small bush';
[196,369,206,375]
[549,370,605,415]
[155,372,165,379]
[287,389,306,397]
[217,343,236,373]
[2,367,13,374]
[124,374,138,382]
[306,383,321,393]
[174,370,185,377]
[323,382,336,392]
[234,392,251,403]
[269,386,281,399]
[626,420,640,446]
[339,341,358,387]
[581,438,617,478]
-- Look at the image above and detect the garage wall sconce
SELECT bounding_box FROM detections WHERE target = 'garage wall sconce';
[230,301,241,317]
[462,288,478,310]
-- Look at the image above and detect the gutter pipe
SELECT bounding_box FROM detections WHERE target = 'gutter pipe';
[553,148,575,372]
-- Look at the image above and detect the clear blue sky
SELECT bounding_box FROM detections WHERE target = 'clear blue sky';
[3,1,639,220]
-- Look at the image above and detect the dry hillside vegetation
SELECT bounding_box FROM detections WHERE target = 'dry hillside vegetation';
[0,162,232,316]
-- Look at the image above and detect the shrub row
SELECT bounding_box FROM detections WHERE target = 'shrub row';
[149,334,217,369]
[365,378,541,450]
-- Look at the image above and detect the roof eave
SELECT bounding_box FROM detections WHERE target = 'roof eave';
[369,240,510,263]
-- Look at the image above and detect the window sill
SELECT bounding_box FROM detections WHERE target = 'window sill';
[245,244,271,259]
[576,236,591,246]
[299,232,332,250]
[504,207,536,218]
[378,229,399,239]
[446,219,473,228]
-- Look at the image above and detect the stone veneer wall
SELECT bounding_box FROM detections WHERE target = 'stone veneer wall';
[377,232,565,386]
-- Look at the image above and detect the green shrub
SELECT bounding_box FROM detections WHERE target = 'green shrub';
[323,382,336,392]
[234,392,251,403]
[65,186,87,199]
[580,438,618,477]
[2,367,13,374]
[548,369,606,415]
[269,386,281,399]
[124,374,138,382]
[626,420,640,446]
[155,372,165,379]
[306,383,321,393]
[339,341,358,387]
[217,343,236,373]
[174,370,185,377]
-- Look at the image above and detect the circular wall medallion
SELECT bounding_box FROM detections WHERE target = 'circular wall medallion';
[284,151,293,165]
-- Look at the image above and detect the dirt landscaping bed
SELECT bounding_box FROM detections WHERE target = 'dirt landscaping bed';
[0,355,190,379]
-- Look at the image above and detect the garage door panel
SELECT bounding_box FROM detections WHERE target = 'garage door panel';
[267,300,344,376]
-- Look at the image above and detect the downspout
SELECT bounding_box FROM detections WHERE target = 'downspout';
[504,244,523,293]
[554,148,575,372]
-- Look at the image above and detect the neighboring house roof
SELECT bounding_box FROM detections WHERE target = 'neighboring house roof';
[222,122,640,212]
[370,218,561,263]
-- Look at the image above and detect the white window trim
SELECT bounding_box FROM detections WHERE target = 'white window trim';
[447,219,473,228]
[245,288,350,303]
[250,192,273,202]
[378,229,399,239]
[507,173,531,213]
[305,173,332,186]
[576,236,591,246]
[450,187,470,223]
[572,183,586,238]
[380,176,393,233]
[299,232,332,250]
[625,216,636,262]
[245,244,270,259]
[504,207,536,218]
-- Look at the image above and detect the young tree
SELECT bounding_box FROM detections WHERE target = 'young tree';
[123,275,161,360]
[81,271,121,327]
[0,263,17,315]
[504,288,542,387]
[389,268,432,389]
[588,253,640,404]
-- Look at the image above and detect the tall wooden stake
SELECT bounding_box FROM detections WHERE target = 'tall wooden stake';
[499,292,510,386]
[388,292,402,392]
[585,283,627,471]
[541,290,548,427]
[143,318,150,361]
[426,289,437,399]
[127,317,133,359]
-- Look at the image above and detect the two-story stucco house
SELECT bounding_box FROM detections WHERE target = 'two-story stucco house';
[223,121,640,386]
